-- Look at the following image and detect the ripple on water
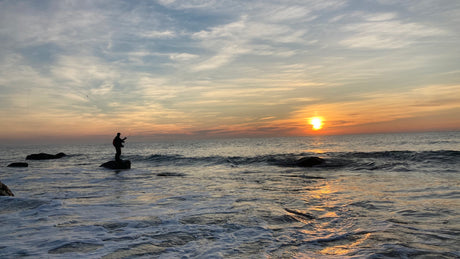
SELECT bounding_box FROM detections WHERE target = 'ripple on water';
[0,197,49,214]
[48,242,103,254]
[101,243,165,259]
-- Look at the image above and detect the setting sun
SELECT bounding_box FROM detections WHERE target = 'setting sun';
[309,117,324,131]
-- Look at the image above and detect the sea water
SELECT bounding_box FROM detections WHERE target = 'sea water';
[0,132,459,258]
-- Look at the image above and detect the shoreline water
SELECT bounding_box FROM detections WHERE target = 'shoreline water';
[1,132,459,258]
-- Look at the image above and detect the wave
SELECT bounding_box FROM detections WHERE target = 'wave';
[127,150,459,171]
[336,150,460,161]
[332,150,460,171]
[0,197,58,214]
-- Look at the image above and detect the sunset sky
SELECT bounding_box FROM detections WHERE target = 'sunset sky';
[1,0,459,144]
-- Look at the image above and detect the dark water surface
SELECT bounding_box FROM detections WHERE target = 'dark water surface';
[1,132,459,258]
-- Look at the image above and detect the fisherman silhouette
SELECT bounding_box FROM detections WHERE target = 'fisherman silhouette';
[113,133,127,161]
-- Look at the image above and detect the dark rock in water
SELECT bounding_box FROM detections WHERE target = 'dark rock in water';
[296,156,325,167]
[100,160,131,169]
[0,181,14,196]
[55,152,66,158]
[26,152,67,160]
[7,162,29,167]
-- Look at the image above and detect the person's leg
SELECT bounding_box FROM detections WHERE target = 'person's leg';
[115,147,121,161]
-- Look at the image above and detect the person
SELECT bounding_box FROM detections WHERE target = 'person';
[113,133,127,161]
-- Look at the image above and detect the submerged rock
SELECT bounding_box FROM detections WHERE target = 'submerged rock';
[0,181,14,196]
[100,160,131,169]
[295,156,325,167]
[7,162,29,167]
[26,152,67,160]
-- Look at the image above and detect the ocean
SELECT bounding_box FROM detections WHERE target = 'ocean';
[1,132,459,258]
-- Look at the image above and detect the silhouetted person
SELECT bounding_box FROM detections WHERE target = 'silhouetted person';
[113,133,127,161]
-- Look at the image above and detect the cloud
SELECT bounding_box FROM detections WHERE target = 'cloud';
[140,30,176,39]
[340,14,447,49]
[262,5,315,22]
[51,55,118,86]
[0,1,110,50]
[156,0,217,9]
[169,53,199,61]
[363,12,397,21]
[190,14,311,71]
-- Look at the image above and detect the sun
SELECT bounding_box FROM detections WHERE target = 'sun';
[309,117,324,131]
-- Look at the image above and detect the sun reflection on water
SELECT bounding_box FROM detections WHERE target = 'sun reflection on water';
[305,181,333,201]
[293,179,375,257]
[319,232,371,256]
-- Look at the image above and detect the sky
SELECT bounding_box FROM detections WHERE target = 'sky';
[0,0,459,144]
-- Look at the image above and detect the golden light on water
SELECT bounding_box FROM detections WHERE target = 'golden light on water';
[309,117,324,131]
[296,180,373,257]
[319,232,371,256]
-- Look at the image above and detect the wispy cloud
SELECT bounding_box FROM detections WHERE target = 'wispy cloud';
[340,15,447,49]
[140,30,177,39]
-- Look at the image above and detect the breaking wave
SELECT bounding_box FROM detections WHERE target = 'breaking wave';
[127,150,460,172]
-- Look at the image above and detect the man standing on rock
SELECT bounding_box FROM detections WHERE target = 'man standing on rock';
[113,133,127,161]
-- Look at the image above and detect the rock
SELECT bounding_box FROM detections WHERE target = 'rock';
[7,162,29,167]
[26,152,67,160]
[0,181,14,196]
[100,160,131,169]
[296,156,325,167]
